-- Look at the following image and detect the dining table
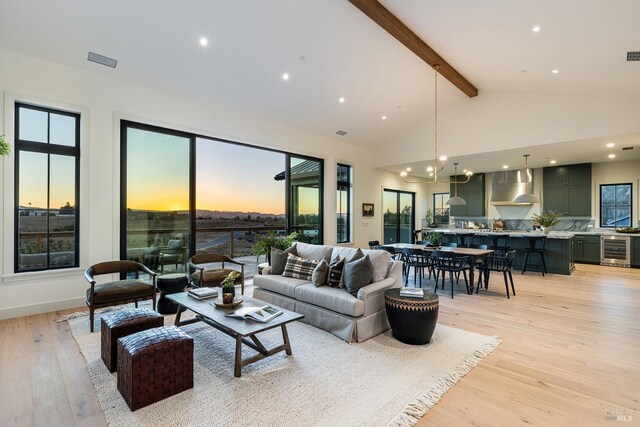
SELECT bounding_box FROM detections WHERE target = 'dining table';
[384,243,494,293]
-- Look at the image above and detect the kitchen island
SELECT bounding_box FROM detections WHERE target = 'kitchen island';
[424,229,575,275]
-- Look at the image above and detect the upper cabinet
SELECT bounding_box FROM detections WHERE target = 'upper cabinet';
[450,173,485,217]
[543,163,591,216]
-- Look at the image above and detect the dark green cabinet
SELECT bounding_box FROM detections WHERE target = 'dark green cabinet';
[632,237,640,268]
[449,173,485,217]
[573,234,600,264]
[543,164,591,216]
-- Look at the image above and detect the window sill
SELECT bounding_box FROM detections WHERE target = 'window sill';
[335,242,354,247]
[2,267,86,284]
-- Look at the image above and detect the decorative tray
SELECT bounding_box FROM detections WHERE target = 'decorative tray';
[213,296,243,308]
[615,227,640,233]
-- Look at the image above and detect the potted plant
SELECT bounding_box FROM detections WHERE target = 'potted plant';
[220,271,240,303]
[0,135,10,157]
[532,210,561,234]
[251,231,298,264]
[425,231,443,247]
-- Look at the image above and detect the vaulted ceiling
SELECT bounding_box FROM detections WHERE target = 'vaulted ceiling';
[1,0,639,163]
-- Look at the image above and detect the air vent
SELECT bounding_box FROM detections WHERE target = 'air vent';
[622,146,634,150]
[627,51,640,61]
[335,130,348,136]
[87,51,118,68]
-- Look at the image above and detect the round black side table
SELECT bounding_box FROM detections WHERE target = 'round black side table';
[384,288,439,345]
[157,273,188,314]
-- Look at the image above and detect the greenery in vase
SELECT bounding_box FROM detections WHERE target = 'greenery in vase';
[0,135,10,157]
[251,231,298,257]
[425,231,443,245]
[220,271,240,290]
[424,209,433,225]
[532,210,561,228]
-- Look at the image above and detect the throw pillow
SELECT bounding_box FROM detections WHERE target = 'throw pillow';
[327,257,346,288]
[166,239,183,250]
[270,245,297,275]
[312,260,329,287]
[340,248,364,286]
[343,255,373,296]
[282,254,319,281]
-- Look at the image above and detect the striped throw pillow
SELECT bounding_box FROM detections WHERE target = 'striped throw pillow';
[282,254,319,281]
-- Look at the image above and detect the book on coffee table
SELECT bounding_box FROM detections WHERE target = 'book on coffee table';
[226,305,283,323]
[399,287,424,298]
[188,287,218,300]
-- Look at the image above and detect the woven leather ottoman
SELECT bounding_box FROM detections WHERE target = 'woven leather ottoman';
[101,308,164,373]
[117,326,193,411]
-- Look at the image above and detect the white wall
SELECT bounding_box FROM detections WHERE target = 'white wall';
[0,48,422,318]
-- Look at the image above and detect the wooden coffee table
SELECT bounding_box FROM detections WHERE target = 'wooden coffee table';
[167,293,304,377]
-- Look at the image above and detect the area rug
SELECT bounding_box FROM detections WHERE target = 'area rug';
[68,311,499,427]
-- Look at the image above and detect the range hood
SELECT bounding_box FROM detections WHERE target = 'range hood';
[490,169,537,205]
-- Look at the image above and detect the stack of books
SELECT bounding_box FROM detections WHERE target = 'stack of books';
[188,287,218,300]
[399,287,424,298]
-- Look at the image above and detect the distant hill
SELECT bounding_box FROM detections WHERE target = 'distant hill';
[195,209,285,219]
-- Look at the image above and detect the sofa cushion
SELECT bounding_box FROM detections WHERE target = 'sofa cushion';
[312,259,329,287]
[191,268,243,287]
[327,257,345,288]
[283,254,319,281]
[253,274,309,298]
[270,245,297,275]
[295,242,333,263]
[362,249,392,282]
[343,255,373,296]
[330,246,359,263]
[294,284,365,317]
[87,280,154,304]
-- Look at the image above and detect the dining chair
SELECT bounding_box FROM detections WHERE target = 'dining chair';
[431,250,471,298]
[368,240,380,249]
[477,250,517,298]
[522,236,548,276]
[402,247,432,288]
[442,242,458,248]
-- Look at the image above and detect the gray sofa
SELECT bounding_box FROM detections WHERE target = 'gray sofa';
[253,242,403,343]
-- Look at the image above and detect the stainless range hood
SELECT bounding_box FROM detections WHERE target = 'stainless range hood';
[490,169,536,205]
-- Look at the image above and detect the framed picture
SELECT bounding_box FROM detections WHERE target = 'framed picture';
[362,203,374,217]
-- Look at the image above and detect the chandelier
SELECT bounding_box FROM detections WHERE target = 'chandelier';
[400,65,472,185]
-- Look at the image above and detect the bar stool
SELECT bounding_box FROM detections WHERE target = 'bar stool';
[488,234,510,256]
[455,233,475,247]
[522,236,547,276]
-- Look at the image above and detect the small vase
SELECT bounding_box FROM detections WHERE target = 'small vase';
[222,286,235,303]
[541,226,550,234]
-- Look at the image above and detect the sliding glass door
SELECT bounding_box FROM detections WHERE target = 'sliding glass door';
[120,122,192,273]
[287,155,323,244]
[383,189,415,244]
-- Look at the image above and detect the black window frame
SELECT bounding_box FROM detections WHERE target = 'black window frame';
[336,163,351,243]
[599,183,633,228]
[14,103,81,273]
[432,192,450,224]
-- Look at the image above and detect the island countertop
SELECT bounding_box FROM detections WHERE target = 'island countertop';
[423,229,575,239]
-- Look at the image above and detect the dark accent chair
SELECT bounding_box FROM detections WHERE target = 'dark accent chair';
[431,250,471,298]
[477,250,517,298]
[188,253,245,294]
[84,260,157,333]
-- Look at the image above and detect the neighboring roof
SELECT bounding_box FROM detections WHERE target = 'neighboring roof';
[274,160,320,181]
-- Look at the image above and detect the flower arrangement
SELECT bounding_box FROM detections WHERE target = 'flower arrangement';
[220,271,240,290]
[532,210,561,231]
[0,135,10,157]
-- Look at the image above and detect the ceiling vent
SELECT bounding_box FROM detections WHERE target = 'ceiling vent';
[622,146,634,150]
[87,51,118,68]
[627,51,640,61]
[335,130,348,136]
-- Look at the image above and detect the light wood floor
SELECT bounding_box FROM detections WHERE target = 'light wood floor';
[1,264,638,426]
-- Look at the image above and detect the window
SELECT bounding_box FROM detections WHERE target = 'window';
[383,189,415,244]
[433,192,450,224]
[15,103,80,272]
[336,164,351,243]
[600,183,632,228]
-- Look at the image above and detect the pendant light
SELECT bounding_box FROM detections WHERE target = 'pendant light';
[446,162,467,206]
[513,154,540,204]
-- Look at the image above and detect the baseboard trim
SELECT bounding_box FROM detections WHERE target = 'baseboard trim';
[0,298,86,320]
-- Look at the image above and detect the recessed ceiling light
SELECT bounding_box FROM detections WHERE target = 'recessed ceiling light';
[608,154,616,159]
[282,73,290,81]
[606,142,615,148]
[502,165,509,169]
[406,167,412,172]
[550,160,557,164]
[551,69,559,74]
[428,173,434,177]
[439,155,447,162]
[199,37,208,46]
[400,171,408,177]
[426,166,433,172]
[339,97,345,103]
[532,26,541,32]
[381,115,387,120]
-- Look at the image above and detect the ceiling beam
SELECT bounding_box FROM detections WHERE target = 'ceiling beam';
[348,0,478,97]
